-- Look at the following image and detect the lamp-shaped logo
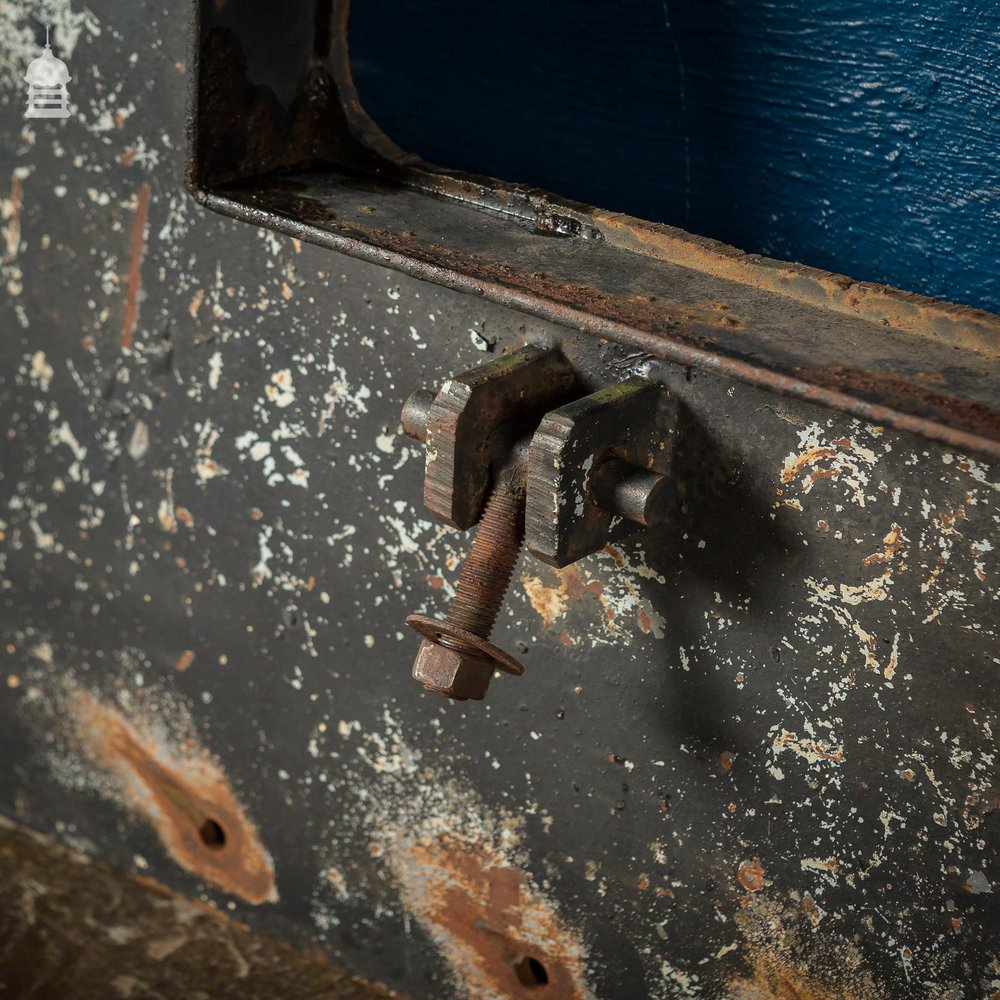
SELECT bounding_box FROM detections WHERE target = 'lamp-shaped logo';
[25,27,71,119]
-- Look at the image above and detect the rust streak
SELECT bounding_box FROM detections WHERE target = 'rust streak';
[4,174,22,261]
[394,833,592,999]
[175,650,196,672]
[71,691,276,904]
[121,182,150,350]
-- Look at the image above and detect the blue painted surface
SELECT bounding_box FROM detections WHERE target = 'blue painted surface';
[349,1,1000,313]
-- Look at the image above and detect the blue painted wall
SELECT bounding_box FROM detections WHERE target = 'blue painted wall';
[349,1,1000,313]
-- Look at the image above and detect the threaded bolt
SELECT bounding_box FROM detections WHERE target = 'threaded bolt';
[406,464,527,700]
[447,472,525,640]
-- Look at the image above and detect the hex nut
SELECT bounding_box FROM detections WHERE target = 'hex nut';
[411,640,495,700]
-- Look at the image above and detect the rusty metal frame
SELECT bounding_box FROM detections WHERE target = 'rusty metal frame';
[186,0,1000,459]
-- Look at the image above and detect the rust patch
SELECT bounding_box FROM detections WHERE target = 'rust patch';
[861,524,905,567]
[732,961,859,1000]
[781,447,838,484]
[120,182,150,350]
[773,730,845,764]
[801,895,824,927]
[730,896,880,1000]
[390,832,592,999]
[796,364,1000,445]
[637,607,654,634]
[737,858,766,892]
[70,691,276,904]
[522,554,663,647]
[562,568,605,604]
[521,567,611,630]
[521,571,569,628]
[939,506,967,534]
[592,208,1000,358]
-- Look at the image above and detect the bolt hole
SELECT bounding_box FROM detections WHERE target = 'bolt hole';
[199,818,226,850]
[514,955,549,987]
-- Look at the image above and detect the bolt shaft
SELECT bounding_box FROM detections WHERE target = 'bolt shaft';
[447,473,525,640]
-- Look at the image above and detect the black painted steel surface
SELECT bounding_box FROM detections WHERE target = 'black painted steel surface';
[0,4,998,999]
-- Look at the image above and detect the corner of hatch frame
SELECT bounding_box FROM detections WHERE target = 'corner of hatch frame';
[183,0,1000,463]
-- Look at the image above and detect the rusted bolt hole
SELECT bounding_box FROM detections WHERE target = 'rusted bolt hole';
[199,817,227,850]
[514,955,549,987]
